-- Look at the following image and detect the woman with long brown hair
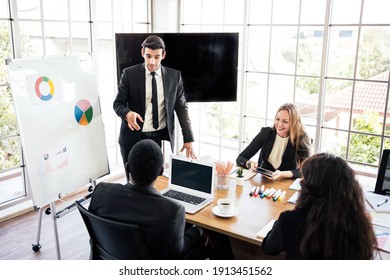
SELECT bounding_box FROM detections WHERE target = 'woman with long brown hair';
[262,153,376,259]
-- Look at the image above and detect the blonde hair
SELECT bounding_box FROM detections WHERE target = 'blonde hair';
[273,103,311,162]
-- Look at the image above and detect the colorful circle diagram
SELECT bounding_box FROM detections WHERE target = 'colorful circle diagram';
[74,99,93,126]
[35,76,55,101]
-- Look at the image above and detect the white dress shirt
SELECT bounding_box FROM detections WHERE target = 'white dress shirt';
[143,67,166,132]
[268,134,289,169]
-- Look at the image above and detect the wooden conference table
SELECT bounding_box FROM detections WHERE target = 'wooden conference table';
[155,172,295,246]
[155,173,390,259]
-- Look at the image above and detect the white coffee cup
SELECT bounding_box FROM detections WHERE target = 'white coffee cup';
[218,198,234,214]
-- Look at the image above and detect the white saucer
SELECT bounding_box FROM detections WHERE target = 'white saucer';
[212,206,239,218]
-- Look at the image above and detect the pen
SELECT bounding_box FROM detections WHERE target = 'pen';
[249,186,256,196]
[377,198,389,207]
[253,186,261,197]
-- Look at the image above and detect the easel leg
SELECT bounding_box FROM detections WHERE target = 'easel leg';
[32,207,43,252]
[31,187,93,258]
[50,202,62,260]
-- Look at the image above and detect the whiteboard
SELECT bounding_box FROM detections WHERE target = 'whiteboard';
[7,54,109,207]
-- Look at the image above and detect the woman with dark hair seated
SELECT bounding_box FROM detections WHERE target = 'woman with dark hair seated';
[262,153,376,259]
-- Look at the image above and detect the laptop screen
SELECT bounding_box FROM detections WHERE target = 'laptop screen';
[169,156,214,194]
[375,149,390,196]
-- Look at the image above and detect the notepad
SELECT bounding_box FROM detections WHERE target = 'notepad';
[365,192,390,213]
[289,178,302,191]
[256,219,276,241]
[287,191,300,204]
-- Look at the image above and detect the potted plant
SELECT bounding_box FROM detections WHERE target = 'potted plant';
[236,167,244,186]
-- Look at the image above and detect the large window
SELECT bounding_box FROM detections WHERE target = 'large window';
[2,0,390,211]
[181,0,390,176]
[0,0,26,206]
[0,0,150,209]
[322,0,390,173]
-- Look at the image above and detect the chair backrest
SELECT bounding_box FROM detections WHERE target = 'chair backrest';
[76,200,152,260]
[124,162,130,182]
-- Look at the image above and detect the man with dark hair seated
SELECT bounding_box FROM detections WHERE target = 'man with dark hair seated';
[89,139,203,259]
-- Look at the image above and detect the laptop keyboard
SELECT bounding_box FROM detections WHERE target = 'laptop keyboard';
[163,190,206,205]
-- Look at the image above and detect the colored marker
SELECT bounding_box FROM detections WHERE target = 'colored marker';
[266,188,275,197]
[260,189,269,198]
[259,185,265,195]
[249,186,256,196]
[272,189,282,201]
[260,189,272,198]
[267,188,277,199]
[278,191,287,201]
[253,186,261,197]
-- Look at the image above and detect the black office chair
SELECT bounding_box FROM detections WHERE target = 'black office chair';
[76,200,152,260]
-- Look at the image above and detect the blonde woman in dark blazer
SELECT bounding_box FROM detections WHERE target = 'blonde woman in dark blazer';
[236,103,311,180]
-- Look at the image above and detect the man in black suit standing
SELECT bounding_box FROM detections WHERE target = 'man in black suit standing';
[113,35,196,165]
[89,139,203,259]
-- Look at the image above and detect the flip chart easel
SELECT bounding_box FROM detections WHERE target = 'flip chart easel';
[32,179,95,259]
[6,54,110,259]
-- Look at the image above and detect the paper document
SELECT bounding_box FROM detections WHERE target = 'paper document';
[365,192,390,213]
[162,168,170,178]
[375,229,390,253]
[366,203,390,228]
[287,191,300,204]
[289,178,302,191]
[257,219,276,241]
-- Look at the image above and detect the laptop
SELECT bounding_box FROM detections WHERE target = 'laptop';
[160,155,215,214]
[374,149,390,196]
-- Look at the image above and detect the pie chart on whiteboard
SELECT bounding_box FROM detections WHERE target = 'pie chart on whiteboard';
[74,99,93,126]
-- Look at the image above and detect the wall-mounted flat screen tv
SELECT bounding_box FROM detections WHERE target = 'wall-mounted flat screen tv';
[115,33,239,102]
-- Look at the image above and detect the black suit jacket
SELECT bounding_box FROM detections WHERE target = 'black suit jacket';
[113,63,194,151]
[88,182,200,259]
[236,127,310,178]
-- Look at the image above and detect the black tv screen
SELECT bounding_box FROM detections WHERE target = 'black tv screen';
[115,33,239,102]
